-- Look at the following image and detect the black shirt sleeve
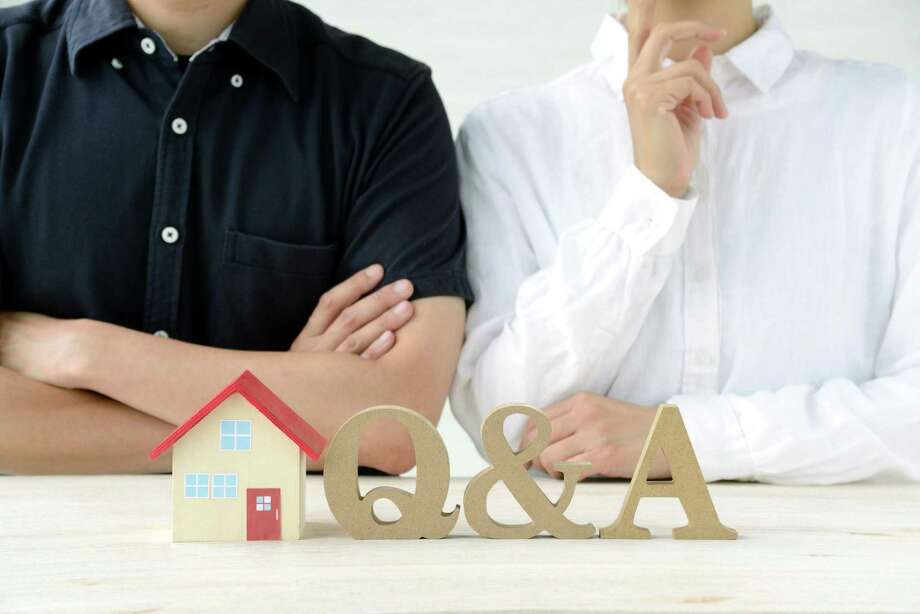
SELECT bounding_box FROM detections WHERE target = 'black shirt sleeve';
[0,251,6,308]
[336,71,474,305]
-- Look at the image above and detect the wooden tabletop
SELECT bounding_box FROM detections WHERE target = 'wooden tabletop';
[2,475,918,613]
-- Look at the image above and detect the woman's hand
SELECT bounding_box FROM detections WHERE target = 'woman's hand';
[624,0,729,197]
[522,392,669,480]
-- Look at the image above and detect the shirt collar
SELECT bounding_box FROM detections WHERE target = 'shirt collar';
[65,0,136,74]
[65,0,301,101]
[592,4,795,99]
[228,0,301,101]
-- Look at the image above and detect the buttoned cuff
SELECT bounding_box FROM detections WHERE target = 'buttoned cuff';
[666,393,757,482]
[598,165,698,255]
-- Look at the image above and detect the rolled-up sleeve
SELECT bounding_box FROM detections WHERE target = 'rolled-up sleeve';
[450,106,698,451]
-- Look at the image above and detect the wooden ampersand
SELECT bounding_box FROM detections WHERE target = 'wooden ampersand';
[323,406,459,539]
[464,404,595,539]
[600,404,738,540]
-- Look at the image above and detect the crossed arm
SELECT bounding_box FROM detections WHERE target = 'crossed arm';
[0,266,465,475]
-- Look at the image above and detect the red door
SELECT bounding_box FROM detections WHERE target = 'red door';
[247,488,281,541]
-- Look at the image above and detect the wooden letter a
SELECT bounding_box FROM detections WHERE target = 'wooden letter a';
[600,404,737,540]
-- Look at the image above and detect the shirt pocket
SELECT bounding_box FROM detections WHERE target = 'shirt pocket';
[223,229,338,277]
[218,229,339,350]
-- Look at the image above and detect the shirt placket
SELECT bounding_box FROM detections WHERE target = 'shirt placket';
[681,128,721,394]
[142,45,215,339]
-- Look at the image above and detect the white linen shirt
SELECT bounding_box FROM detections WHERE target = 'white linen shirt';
[450,6,920,484]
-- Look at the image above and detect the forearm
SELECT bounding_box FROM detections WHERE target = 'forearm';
[0,367,173,475]
[672,369,920,485]
[81,329,417,426]
[454,166,697,431]
[74,299,464,474]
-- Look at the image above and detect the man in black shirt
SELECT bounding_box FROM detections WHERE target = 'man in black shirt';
[0,0,472,474]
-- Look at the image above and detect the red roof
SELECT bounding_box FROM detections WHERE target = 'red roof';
[149,370,327,461]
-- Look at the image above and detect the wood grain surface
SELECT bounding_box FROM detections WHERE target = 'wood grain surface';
[1,475,918,613]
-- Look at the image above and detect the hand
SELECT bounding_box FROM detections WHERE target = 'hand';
[623,0,729,197]
[290,264,415,359]
[521,392,668,480]
[0,312,86,388]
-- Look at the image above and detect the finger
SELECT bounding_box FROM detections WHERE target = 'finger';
[547,411,579,445]
[520,417,551,455]
[543,399,575,421]
[320,279,414,351]
[638,21,726,71]
[520,419,537,452]
[539,436,586,480]
[296,264,384,343]
[627,0,657,67]
[336,300,414,355]
[633,21,725,76]
[522,401,570,449]
[529,449,548,475]
[650,76,715,118]
[649,59,727,118]
[689,46,728,117]
[565,452,601,481]
[360,330,396,360]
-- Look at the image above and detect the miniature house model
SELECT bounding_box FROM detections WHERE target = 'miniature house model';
[149,371,327,542]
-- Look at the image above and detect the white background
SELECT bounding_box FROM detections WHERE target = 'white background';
[4,0,919,475]
[303,0,920,131]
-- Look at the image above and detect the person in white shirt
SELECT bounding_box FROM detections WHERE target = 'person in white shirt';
[450,0,920,485]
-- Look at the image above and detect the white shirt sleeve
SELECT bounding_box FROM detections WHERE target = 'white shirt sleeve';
[673,100,920,486]
[450,111,698,446]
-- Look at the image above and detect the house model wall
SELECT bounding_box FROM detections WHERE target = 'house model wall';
[150,371,326,543]
[171,394,307,541]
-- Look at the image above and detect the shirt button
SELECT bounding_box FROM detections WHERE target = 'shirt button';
[140,37,156,55]
[161,226,180,244]
[171,117,188,135]
[230,74,244,88]
[111,58,123,70]
[153,330,170,339]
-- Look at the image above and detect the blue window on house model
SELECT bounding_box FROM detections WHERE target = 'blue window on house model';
[184,474,209,498]
[220,420,252,451]
[212,474,238,498]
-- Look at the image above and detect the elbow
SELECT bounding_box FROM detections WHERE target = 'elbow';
[385,398,446,476]
[382,436,418,476]
[358,394,447,476]
[365,426,417,476]
[0,448,32,476]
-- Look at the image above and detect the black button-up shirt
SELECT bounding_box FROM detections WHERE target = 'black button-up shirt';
[0,0,472,350]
